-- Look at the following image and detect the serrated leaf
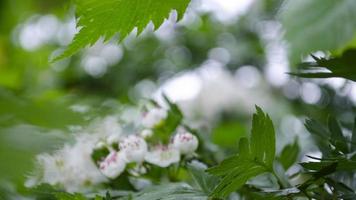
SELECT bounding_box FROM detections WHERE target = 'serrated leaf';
[291,49,356,81]
[207,106,276,198]
[211,162,267,198]
[251,106,275,167]
[206,155,240,177]
[278,0,356,63]
[187,161,219,194]
[53,0,190,61]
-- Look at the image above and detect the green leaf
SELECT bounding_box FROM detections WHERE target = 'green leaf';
[328,116,349,153]
[278,0,356,63]
[291,49,356,81]
[207,106,276,198]
[131,183,207,200]
[278,138,299,170]
[325,178,356,200]
[301,158,356,172]
[187,161,218,194]
[304,119,331,155]
[29,185,87,200]
[250,106,275,167]
[55,192,87,200]
[53,0,190,61]
[305,116,354,155]
[351,117,356,151]
[150,96,183,144]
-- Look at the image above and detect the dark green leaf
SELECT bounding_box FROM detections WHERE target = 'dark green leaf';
[304,119,332,155]
[301,159,356,172]
[278,138,299,170]
[291,49,356,81]
[328,116,349,153]
[352,117,356,151]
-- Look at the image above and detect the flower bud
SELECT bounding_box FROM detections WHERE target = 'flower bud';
[173,131,198,155]
[120,135,148,163]
[99,151,126,179]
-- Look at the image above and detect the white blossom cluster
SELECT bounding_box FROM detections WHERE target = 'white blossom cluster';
[98,107,199,179]
[26,106,198,192]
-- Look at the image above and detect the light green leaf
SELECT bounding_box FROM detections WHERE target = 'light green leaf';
[207,106,276,198]
[278,0,356,63]
[53,0,190,61]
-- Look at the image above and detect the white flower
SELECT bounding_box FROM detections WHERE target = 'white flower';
[140,129,153,138]
[173,131,198,155]
[145,146,180,167]
[120,135,148,163]
[142,108,167,128]
[27,133,107,192]
[99,151,126,179]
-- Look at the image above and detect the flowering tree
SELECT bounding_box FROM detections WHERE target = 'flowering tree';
[1,0,356,200]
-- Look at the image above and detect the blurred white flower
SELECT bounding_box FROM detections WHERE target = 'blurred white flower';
[140,129,153,138]
[99,151,126,179]
[142,108,167,128]
[27,134,107,192]
[145,146,180,167]
[120,135,148,163]
[173,131,198,155]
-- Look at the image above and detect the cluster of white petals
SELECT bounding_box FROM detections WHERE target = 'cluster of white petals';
[120,135,148,163]
[27,105,199,192]
[26,134,107,192]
